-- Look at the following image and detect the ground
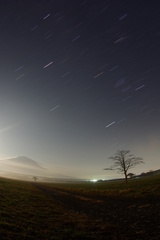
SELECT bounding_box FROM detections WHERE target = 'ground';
[0,177,160,239]
[33,182,160,240]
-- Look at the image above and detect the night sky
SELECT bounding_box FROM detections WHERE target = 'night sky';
[0,0,160,180]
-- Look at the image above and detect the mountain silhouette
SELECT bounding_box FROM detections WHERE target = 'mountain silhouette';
[6,156,45,169]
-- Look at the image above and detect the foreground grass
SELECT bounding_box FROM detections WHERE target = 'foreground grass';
[0,178,97,240]
[0,175,160,239]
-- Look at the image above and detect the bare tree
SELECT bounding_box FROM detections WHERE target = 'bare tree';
[104,150,144,183]
[33,176,38,182]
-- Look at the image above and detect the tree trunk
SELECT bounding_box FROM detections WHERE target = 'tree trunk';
[124,171,128,184]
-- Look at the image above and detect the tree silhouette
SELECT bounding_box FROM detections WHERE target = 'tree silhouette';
[104,150,144,183]
[33,176,38,182]
[127,173,135,178]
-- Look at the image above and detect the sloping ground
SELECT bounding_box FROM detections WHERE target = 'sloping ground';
[33,182,160,240]
[0,177,160,239]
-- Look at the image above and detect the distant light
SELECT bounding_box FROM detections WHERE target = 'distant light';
[90,179,97,182]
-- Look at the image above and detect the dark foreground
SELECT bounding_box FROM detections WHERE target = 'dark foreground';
[0,176,160,239]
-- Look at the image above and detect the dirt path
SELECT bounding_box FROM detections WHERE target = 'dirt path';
[33,183,160,239]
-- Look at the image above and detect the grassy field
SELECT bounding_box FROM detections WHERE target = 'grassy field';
[0,175,160,239]
[40,174,160,197]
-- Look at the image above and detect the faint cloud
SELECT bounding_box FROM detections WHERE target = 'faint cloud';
[0,123,20,133]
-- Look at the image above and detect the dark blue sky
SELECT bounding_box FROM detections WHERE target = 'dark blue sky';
[0,0,159,180]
